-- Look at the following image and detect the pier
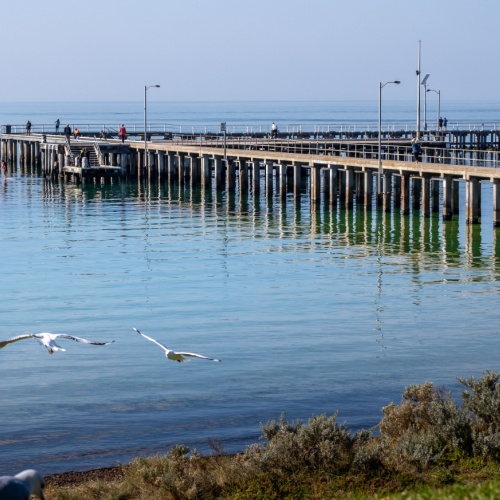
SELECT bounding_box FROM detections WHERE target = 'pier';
[2,126,500,227]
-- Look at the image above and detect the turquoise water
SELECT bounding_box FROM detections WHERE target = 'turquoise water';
[0,102,500,475]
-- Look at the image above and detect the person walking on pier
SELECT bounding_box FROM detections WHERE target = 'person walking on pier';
[55,119,60,134]
[118,124,127,143]
[26,120,31,135]
[443,117,448,130]
[64,124,72,144]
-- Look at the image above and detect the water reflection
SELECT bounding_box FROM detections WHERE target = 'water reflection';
[38,177,500,282]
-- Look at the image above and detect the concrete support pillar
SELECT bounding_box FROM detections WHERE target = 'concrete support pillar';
[214,156,223,188]
[452,179,460,215]
[310,166,321,203]
[401,173,410,215]
[493,179,500,227]
[167,152,175,182]
[442,176,453,221]
[120,151,128,176]
[329,166,339,207]
[190,155,200,186]
[202,154,211,188]
[293,163,302,198]
[355,171,364,205]
[345,168,354,208]
[239,158,248,192]
[35,142,40,167]
[322,168,330,201]
[265,161,273,198]
[466,178,480,224]
[278,163,287,198]
[178,154,185,184]
[252,160,260,193]
[431,178,440,212]
[226,159,236,191]
[158,152,165,179]
[58,151,64,177]
[422,176,431,218]
[412,178,421,211]
[382,174,391,212]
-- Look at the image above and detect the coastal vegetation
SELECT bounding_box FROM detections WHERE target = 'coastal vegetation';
[45,371,500,499]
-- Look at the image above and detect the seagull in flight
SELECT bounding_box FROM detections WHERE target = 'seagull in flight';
[133,328,221,363]
[0,333,114,354]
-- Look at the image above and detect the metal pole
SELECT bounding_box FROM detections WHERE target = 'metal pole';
[424,82,427,131]
[144,85,160,173]
[378,80,400,203]
[224,130,227,164]
[378,82,382,198]
[416,40,421,140]
[438,91,441,129]
[144,85,147,171]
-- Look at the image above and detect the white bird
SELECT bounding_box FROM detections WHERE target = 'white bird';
[0,332,114,354]
[0,469,45,499]
[133,328,221,363]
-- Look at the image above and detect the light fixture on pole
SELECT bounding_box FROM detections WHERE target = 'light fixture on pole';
[144,84,160,172]
[426,88,441,131]
[378,80,401,203]
[420,73,430,131]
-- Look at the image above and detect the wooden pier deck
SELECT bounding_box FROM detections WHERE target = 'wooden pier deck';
[2,130,500,227]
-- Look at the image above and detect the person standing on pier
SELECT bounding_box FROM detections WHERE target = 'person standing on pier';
[271,122,278,138]
[55,119,60,134]
[26,120,31,135]
[438,117,443,131]
[411,138,422,162]
[64,124,72,144]
[443,117,447,130]
[118,124,127,143]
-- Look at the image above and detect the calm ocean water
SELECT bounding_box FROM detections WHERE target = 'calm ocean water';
[0,101,499,475]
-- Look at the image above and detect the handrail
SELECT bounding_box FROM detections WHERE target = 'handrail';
[3,121,500,136]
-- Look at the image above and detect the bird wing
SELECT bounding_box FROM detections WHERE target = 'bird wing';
[55,334,114,346]
[176,351,221,362]
[0,334,37,349]
[133,328,169,352]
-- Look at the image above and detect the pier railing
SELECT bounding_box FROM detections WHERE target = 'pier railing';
[3,121,500,136]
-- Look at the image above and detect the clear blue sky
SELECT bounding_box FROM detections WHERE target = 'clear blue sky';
[1,0,498,102]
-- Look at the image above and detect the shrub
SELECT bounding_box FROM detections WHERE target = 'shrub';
[242,413,355,479]
[458,371,500,460]
[378,382,472,470]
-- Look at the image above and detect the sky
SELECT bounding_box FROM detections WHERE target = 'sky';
[1,0,499,102]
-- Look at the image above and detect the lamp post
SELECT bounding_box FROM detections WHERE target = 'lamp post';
[427,88,441,131]
[144,84,160,172]
[421,73,430,131]
[378,80,400,203]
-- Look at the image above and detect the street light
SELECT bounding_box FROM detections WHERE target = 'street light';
[427,88,441,131]
[421,73,430,131]
[144,84,160,172]
[378,80,401,202]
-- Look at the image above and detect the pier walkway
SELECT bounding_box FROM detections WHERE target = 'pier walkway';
[2,129,500,227]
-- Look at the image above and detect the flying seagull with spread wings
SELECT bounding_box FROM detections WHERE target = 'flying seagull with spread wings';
[0,332,114,354]
[133,327,221,362]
